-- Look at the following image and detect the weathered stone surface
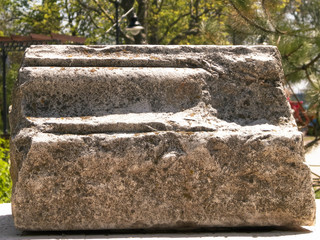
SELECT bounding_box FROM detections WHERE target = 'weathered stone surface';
[10,45,315,231]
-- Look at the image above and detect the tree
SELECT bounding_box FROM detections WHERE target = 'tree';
[0,0,18,36]
[1,0,232,44]
[22,0,62,34]
[145,0,228,44]
[74,0,229,45]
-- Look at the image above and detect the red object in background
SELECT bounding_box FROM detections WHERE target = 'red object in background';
[288,98,310,125]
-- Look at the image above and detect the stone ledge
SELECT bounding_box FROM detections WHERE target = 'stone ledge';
[0,201,319,239]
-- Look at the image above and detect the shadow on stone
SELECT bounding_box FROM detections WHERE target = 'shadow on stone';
[19,226,311,239]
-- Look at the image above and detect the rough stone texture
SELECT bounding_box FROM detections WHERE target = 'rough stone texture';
[10,45,315,231]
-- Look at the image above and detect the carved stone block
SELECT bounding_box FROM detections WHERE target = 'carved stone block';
[10,45,315,230]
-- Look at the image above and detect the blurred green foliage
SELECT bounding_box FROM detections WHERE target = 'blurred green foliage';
[315,190,320,199]
[0,137,11,203]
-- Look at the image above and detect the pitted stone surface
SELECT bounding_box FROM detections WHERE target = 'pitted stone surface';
[10,45,315,231]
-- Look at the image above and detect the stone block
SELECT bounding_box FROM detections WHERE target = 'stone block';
[10,45,315,231]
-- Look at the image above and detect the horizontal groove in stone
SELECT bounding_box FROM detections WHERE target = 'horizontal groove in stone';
[40,121,217,135]
[23,58,208,68]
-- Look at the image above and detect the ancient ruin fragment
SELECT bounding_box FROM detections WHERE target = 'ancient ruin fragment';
[10,45,315,230]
